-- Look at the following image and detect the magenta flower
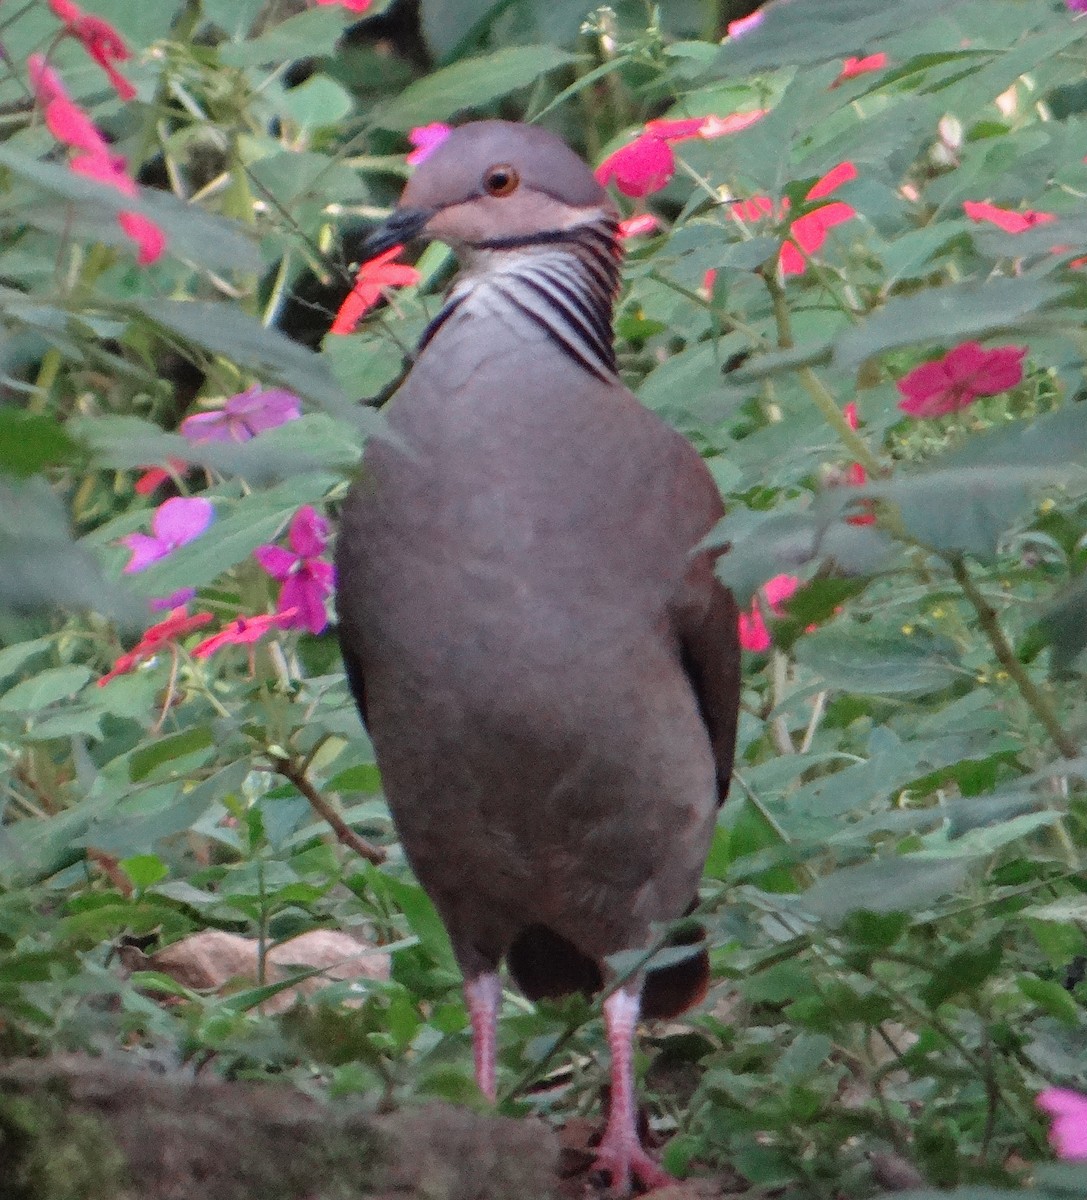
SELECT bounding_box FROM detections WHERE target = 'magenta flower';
[180,387,301,443]
[738,574,800,652]
[1038,1088,1087,1159]
[254,506,335,634]
[1067,0,1087,13]
[121,497,214,573]
[896,342,1027,419]
[407,122,452,165]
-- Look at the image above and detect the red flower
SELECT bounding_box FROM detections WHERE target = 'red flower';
[963,201,1055,234]
[617,213,660,239]
[134,457,188,496]
[832,53,888,87]
[330,246,421,335]
[191,611,298,660]
[595,110,767,198]
[254,506,335,635]
[738,574,800,652]
[97,605,214,685]
[48,0,135,101]
[896,342,1027,418]
[596,134,676,198]
[731,162,857,276]
[839,402,875,525]
[27,55,165,264]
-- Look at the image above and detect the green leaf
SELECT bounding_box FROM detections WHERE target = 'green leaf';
[794,626,960,697]
[373,45,577,129]
[120,854,169,890]
[702,0,971,76]
[218,8,350,67]
[0,665,92,712]
[1018,975,1081,1026]
[833,277,1067,371]
[137,301,360,420]
[130,728,216,783]
[801,855,975,925]
[0,411,81,475]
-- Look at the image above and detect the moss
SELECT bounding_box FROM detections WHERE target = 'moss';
[0,1087,130,1200]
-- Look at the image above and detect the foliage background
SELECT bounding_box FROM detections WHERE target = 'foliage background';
[4,0,1087,1195]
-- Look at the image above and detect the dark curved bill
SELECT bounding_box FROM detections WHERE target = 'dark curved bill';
[363,207,434,256]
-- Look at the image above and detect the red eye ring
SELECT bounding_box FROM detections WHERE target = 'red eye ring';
[483,163,520,197]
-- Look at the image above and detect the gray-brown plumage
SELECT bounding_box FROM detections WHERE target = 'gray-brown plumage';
[334,120,740,1193]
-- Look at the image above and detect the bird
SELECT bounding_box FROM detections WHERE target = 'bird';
[334,119,740,1194]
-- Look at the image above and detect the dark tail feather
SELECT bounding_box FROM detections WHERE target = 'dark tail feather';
[641,922,709,1020]
[507,923,603,1001]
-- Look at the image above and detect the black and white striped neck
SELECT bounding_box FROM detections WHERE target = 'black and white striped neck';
[417,216,621,383]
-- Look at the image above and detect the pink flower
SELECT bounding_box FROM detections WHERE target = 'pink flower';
[963,201,1055,234]
[738,574,800,652]
[731,162,857,276]
[407,122,452,165]
[1067,1,1087,13]
[896,342,1027,418]
[254,506,334,634]
[727,10,764,37]
[191,611,298,660]
[28,54,165,264]
[1038,1088,1087,1159]
[48,0,135,100]
[314,0,372,9]
[832,53,889,87]
[98,604,214,685]
[120,496,214,573]
[180,387,301,443]
[617,213,660,239]
[596,111,768,198]
[596,134,676,198]
[330,246,421,335]
[117,210,166,264]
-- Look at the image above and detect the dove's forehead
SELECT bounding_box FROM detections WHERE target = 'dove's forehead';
[402,120,606,209]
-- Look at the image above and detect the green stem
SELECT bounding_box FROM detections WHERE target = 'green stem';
[762,271,882,472]
[950,557,1079,760]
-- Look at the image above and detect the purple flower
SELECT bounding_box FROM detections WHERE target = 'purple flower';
[121,497,214,573]
[253,505,334,635]
[180,387,301,443]
[1038,1088,1087,1159]
[150,587,197,611]
[1068,0,1087,13]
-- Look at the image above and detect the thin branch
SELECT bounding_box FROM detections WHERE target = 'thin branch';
[949,557,1079,759]
[268,754,386,865]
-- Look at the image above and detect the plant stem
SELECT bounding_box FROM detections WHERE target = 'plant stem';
[268,754,386,864]
[949,557,1079,760]
[762,271,882,472]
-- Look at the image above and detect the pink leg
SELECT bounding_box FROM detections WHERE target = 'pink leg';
[590,989,671,1194]
[464,972,502,1102]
